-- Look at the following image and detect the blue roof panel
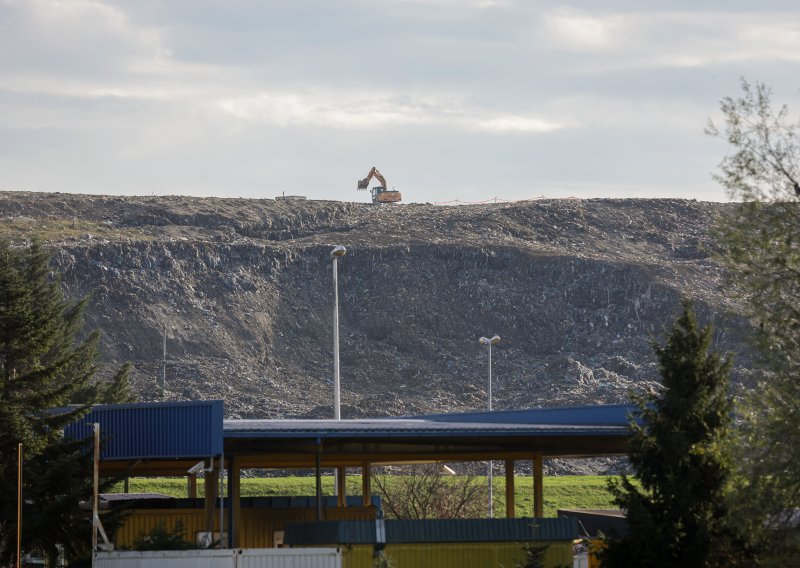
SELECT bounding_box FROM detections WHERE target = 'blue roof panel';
[284,518,578,545]
[65,400,224,460]
[410,404,637,426]
[223,413,631,439]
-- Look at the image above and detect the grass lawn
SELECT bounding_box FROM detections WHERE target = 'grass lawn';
[112,475,618,518]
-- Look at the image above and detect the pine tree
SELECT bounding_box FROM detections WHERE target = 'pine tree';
[600,301,753,567]
[0,240,135,566]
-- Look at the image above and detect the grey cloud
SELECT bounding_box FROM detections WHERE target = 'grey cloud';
[1,0,800,202]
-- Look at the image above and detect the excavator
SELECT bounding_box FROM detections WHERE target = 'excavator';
[356,166,402,204]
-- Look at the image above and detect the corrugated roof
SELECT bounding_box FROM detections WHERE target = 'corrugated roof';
[387,518,577,543]
[223,417,629,439]
[411,404,637,426]
[99,493,174,502]
[65,400,224,460]
[284,518,578,545]
[285,520,379,545]
[64,401,632,464]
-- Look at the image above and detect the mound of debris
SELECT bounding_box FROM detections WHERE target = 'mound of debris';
[0,192,753,474]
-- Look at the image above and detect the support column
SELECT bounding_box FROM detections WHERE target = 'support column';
[204,459,219,534]
[188,474,197,498]
[505,460,515,519]
[533,452,543,518]
[337,466,347,507]
[315,452,323,521]
[362,462,371,507]
[230,456,241,548]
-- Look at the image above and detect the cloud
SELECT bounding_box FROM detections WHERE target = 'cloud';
[537,8,800,70]
[216,90,565,133]
[542,9,628,50]
[1,0,798,203]
[471,115,564,133]
[387,0,509,9]
[0,0,170,75]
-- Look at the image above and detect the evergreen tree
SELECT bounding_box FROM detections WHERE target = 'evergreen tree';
[0,240,134,566]
[600,302,752,567]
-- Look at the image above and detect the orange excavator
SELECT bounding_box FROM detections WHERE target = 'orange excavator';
[356,167,402,204]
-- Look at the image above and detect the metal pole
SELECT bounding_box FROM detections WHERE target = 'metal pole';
[219,454,224,548]
[478,335,499,519]
[16,443,22,568]
[162,326,167,399]
[487,342,493,519]
[93,424,100,563]
[333,256,341,420]
[488,343,493,412]
[330,246,346,498]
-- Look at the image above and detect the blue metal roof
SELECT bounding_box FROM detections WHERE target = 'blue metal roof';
[284,517,578,545]
[64,401,632,463]
[223,417,629,439]
[411,404,637,426]
[386,517,578,543]
[65,400,224,460]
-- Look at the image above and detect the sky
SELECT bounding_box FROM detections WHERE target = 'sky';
[1,0,800,204]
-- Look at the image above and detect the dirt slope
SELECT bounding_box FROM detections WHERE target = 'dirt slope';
[0,192,752,426]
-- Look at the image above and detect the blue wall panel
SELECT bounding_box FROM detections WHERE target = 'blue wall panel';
[66,400,224,460]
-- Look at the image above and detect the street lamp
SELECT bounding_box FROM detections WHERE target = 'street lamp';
[479,334,500,518]
[331,246,347,420]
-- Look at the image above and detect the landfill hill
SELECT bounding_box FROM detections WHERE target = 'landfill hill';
[0,192,753,427]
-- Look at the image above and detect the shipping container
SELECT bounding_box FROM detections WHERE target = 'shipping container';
[95,548,341,568]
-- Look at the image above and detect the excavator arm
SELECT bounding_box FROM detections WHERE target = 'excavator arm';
[356,166,387,191]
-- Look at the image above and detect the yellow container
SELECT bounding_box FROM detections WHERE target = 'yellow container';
[333,541,572,568]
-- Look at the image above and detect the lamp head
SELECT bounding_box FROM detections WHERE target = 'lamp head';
[479,335,501,345]
[330,245,347,258]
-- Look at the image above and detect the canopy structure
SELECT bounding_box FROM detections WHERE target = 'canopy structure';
[67,400,635,547]
[224,405,633,468]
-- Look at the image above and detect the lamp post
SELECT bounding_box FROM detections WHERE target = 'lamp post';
[331,246,347,420]
[479,334,500,518]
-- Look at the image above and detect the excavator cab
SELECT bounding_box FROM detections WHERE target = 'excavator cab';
[372,186,401,203]
[356,167,401,204]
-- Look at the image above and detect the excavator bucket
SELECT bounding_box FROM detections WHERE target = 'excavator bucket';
[357,178,369,190]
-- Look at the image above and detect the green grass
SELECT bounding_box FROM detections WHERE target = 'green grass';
[0,217,149,242]
[111,475,619,518]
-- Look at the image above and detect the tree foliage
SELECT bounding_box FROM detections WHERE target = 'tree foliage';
[512,541,550,568]
[0,241,135,566]
[132,521,196,551]
[372,464,488,519]
[601,302,752,567]
[707,80,800,562]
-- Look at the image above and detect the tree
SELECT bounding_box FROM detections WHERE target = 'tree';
[511,541,550,568]
[372,463,488,519]
[132,521,197,551]
[0,241,135,566]
[707,80,800,562]
[600,302,752,567]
